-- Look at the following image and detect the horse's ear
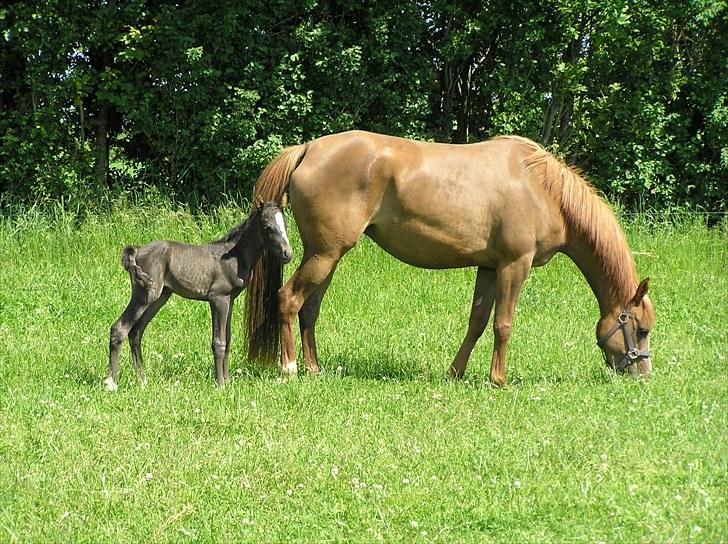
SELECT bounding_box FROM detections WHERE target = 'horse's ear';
[280,192,288,208]
[630,278,650,306]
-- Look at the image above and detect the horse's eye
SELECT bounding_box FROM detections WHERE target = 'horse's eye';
[637,328,649,338]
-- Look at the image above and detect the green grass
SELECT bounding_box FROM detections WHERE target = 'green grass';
[0,201,726,543]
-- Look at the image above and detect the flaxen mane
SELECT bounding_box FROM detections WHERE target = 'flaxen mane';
[503,136,638,303]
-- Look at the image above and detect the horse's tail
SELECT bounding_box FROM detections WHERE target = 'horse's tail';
[121,246,153,290]
[245,143,307,365]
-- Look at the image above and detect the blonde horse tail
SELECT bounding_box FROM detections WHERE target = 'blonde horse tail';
[246,143,308,365]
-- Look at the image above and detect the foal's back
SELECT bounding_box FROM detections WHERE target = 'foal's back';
[135,240,243,301]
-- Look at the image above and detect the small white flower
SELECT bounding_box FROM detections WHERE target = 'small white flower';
[250,400,257,409]
[60,511,70,520]
[409,520,419,529]
[330,465,339,478]
[674,494,683,501]
[402,478,410,484]
[144,472,153,481]
[513,479,522,489]
[286,488,293,496]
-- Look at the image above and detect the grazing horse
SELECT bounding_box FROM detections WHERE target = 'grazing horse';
[105,201,293,390]
[245,131,654,384]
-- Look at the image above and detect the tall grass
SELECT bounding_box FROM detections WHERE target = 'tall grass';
[0,200,726,543]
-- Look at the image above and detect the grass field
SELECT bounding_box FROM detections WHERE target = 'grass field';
[0,201,726,543]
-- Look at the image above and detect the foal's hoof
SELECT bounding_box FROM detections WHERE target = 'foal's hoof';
[103,377,119,392]
[281,360,298,377]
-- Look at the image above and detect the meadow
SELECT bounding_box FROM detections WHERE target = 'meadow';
[0,200,726,543]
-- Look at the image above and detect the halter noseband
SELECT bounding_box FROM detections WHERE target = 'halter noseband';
[597,310,651,372]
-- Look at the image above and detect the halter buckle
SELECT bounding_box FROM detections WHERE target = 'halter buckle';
[617,312,629,325]
[627,348,641,360]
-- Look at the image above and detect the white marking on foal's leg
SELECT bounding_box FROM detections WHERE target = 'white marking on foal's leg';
[274,211,290,245]
[103,376,118,392]
[282,360,298,376]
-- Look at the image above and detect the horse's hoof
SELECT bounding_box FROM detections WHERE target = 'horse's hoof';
[281,360,298,377]
[103,377,118,392]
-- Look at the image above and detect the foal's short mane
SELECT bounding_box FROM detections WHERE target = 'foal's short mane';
[213,207,260,245]
[500,136,637,303]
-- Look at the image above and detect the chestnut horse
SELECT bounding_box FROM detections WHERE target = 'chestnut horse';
[245,131,654,384]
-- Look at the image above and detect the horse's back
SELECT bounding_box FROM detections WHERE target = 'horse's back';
[290,131,566,268]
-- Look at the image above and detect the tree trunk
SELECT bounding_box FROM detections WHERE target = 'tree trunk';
[94,103,109,188]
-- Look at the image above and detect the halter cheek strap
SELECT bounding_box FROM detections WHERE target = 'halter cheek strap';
[597,310,652,371]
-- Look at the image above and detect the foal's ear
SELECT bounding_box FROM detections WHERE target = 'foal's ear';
[254,195,264,210]
[630,278,650,306]
[280,192,288,208]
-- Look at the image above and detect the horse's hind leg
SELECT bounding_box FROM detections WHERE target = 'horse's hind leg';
[298,267,337,373]
[449,268,497,379]
[128,288,171,385]
[107,290,152,391]
[279,253,342,375]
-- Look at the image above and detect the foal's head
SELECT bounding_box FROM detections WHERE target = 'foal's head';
[257,201,293,263]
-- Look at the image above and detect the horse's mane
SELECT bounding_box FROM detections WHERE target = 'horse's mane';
[213,207,260,245]
[500,136,637,303]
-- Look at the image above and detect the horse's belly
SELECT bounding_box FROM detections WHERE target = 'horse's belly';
[364,222,487,269]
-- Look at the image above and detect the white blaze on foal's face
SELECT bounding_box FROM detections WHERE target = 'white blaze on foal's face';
[274,211,290,245]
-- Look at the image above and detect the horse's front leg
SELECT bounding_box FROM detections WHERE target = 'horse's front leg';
[449,268,497,379]
[489,257,532,386]
[209,296,232,387]
[224,295,236,383]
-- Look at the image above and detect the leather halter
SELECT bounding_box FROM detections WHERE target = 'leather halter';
[597,310,651,371]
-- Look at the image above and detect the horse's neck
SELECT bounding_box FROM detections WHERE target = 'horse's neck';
[564,230,637,316]
[224,226,263,272]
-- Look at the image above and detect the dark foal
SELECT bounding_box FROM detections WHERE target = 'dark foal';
[105,202,292,390]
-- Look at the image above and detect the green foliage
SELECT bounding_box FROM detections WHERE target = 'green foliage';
[1,1,725,211]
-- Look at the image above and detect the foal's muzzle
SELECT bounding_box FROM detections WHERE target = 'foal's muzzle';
[280,247,293,263]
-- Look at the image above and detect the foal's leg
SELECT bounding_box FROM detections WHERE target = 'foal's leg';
[488,257,532,386]
[279,253,341,375]
[223,295,236,383]
[128,287,172,385]
[107,290,152,391]
[449,268,497,379]
[298,267,337,373]
[210,295,232,387]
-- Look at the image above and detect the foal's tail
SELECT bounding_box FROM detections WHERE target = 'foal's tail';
[121,246,153,290]
[245,144,308,365]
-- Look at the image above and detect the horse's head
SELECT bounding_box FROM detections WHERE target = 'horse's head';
[596,278,654,378]
[258,201,293,264]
